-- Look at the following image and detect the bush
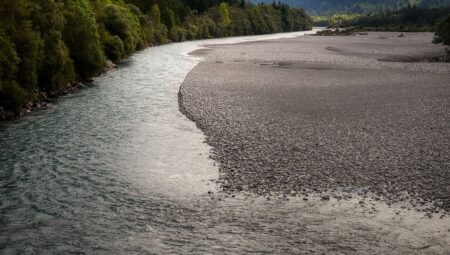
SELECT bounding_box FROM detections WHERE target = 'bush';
[434,15,450,45]
[38,31,75,91]
[96,4,142,56]
[0,34,25,112]
[128,3,154,47]
[63,0,105,79]
[30,0,75,91]
[0,81,27,113]
[0,34,19,82]
[102,32,125,62]
[153,25,169,44]
[169,26,187,41]
[11,21,43,92]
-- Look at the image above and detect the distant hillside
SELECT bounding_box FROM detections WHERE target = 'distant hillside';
[251,0,450,14]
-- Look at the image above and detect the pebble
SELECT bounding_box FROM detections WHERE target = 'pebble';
[179,32,450,213]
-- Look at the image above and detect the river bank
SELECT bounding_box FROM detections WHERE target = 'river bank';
[1,31,449,254]
[0,60,118,121]
[0,29,317,122]
[179,32,450,213]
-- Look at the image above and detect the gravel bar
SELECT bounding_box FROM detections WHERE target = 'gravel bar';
[179,32,450,212]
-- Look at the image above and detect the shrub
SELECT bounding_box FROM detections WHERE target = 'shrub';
[38,31,75,91]
[169,26,187,41]
[0,34,26,112]
[63,0,105,79]
[434,15,450,45]
[102,32,125,62]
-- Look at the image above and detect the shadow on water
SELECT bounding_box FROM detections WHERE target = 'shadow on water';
[1,30,449,254]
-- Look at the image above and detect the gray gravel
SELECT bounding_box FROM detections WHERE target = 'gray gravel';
[179,32,450,212]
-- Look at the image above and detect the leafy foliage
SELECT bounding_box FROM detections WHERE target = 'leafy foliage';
[252,0,450,15]
[337,5,450,32]
[63,0,105,79]
[0,0,312,113]
[0,32,25,112]
[434,15,450,45]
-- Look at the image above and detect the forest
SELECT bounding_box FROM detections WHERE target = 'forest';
[315,4,450,32]
[0,0,312,115]
[312,4,450,58]
[252,0,450,14]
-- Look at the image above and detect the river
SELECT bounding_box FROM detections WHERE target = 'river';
[1,30,449,254]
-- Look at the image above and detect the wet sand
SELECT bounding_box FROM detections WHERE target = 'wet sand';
[179,32,450,213]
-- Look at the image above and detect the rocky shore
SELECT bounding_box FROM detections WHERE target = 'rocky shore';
[0,60,117,121]
[179,32,450,212]
[0,81,85,121]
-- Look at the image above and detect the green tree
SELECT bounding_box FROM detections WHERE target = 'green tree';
[149,4,168,43]
[434,15,450,45]
[150,4,161,25]
[0,0,43,96]
[0,0,313,113]
[31,0,75,91]
[96,3,142,56]
[219,2,231,26]
[63,0,105,79]
[0,32,25,112]
[162,7,176,29]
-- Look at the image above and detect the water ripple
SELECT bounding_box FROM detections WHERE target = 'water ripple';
[1,31,448,254]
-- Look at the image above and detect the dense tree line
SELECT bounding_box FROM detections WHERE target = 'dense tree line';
[253,0,450,14]
[0,0,312,114]
[313,5,450,49]
[338,5,450,32]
